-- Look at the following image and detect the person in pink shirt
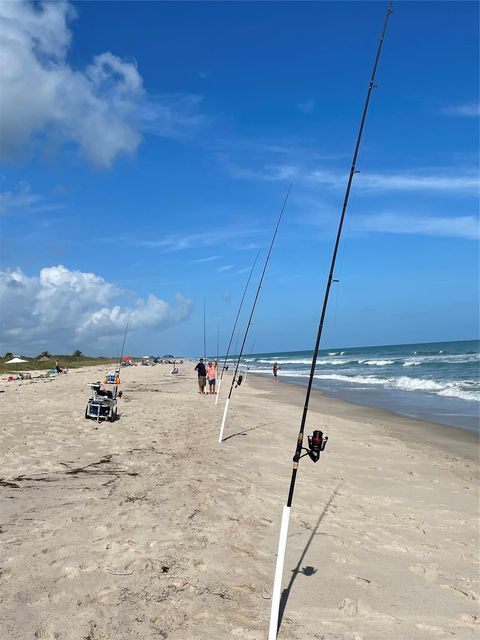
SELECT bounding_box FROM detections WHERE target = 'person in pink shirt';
[206,361,216,394]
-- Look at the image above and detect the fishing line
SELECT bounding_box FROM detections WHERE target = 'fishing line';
[114,319,129,399]
[268,3,394,637]
[215,252,260,405]
[203,297,207,361]
[219,184,292,443]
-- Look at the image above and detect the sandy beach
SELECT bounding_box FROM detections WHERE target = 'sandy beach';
[0,364,478,640]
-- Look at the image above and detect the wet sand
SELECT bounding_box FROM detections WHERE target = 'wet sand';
[0,364,478,639]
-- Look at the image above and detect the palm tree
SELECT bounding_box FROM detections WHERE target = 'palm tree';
[38,351,51,359]
[73,350,84,358]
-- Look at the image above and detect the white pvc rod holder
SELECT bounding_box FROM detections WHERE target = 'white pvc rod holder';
[268,505,291,640]
[218,397,230,443]
[215,376,222,406]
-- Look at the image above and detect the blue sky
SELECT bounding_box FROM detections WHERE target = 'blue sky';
[0,0,478,356]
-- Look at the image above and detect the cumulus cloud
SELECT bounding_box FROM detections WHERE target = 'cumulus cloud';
[0,265,192,353]
[0,1,204,167]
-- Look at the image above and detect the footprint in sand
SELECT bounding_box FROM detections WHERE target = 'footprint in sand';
[409,563,438,582]
[457,613,479,624]
[77,587,116,607]
[34,624,58,639]
[440,584,478,600]
[332,552,357,565]
[415,623,447,636]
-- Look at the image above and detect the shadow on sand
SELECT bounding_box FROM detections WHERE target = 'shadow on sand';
[277,481,343,632]
[222,420,283,442]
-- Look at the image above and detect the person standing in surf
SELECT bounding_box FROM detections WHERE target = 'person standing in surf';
[272,362,280,382]
[194,358,207,394]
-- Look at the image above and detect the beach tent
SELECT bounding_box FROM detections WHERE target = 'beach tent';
[121,356,133,361]
[5,357,28,364]
[163,354,174,358]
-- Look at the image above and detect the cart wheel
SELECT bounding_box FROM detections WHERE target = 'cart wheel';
[110,410,117,422]
[85,408,90,420]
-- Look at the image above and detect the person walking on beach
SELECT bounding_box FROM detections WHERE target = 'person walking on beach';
[206,361,216,395]
[194,358,207,394]
[272,361,280,382]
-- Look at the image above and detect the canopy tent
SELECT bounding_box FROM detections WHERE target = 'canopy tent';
[5,357,28,364]
[121,355,133,361]
[163,354,174,358]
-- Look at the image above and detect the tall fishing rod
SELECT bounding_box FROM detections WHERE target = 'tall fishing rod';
[216,324,220,365]
[243,337,256,384]
[268,3,393,637]
[215,251,260,405]
[114,319,129,399]
[203,298,206,361]
[218,185,292,443]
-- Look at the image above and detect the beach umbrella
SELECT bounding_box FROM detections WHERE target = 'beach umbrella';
[121,355,133,361]
[5,357,28,364]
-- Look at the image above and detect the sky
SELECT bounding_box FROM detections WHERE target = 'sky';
[0,0,478,357]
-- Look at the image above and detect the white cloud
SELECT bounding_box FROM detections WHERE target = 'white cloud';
[0,1,204,168]
[352,213,479,240]
[441,103,480,117]
[0,265,192,353]
[137,228,257,252]
[190,255,220,264]
[0,181,64,215]
[228,161,479,194]
[351,172,479,193]
[297,99,316,114]
[140,93,206,138]
[217,265,234,273]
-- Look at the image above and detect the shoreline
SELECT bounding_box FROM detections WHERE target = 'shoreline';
[248,372,479,462]
[1,363,478,639]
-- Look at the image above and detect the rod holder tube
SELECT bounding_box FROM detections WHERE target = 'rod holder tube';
[218,397,230,443]
[268,505,291,640]
[215,376,223,406]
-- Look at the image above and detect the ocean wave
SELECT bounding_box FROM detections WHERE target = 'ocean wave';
[312,373,480,402]
[250,352,479,368]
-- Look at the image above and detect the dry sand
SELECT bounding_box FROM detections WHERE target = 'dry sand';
[0,364,478,640]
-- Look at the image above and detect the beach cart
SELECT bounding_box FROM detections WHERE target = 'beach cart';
[85,382,118,422]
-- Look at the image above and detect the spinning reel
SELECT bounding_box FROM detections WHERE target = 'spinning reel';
[297,430,328,463]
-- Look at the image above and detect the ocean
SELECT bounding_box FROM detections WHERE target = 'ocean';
[232,340,479,432]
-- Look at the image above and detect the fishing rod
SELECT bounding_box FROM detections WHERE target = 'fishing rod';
[114,319,129,399]
[268,3,393,637]
[216,324,220,365]
[218,185,292,443]
[203,297,207,361]
[215,251,260,405]
[243,337,256,384]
